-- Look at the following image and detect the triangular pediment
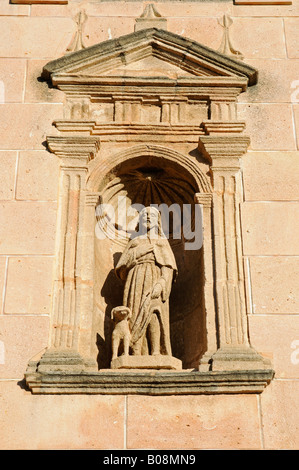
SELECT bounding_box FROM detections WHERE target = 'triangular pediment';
[42,28,257,86]
[94,55,194,79]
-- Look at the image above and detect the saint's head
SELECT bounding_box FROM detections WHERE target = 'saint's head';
[135,206,164,238]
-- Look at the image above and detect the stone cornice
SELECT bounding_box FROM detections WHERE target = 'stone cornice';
[52,76,249,95]
[25,366,274,395]
[42,28,258,88]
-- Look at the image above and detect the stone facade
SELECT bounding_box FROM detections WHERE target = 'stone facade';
[0,0,299,450]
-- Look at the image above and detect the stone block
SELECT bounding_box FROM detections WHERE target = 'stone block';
[83,16,135,46]
[0,257,7,314]
[242,152,299,201]
[238,59,299,104]
[168,17,223,51]
[0,59,26,103]
[168,17,285,59]
[241,202,299,255]
[248,314,299,379]
[25,60,64,104]
[249,256,299,314]
[127,395,261,449]
[0,315,50,379]
[261,380,299,449]
[4,257,54,314]
[30,2,141,17]
[157,2,233,18]
[0,104,62,150]
[0,151,17,200]
[293,104,299,149]
[30,4,70,16]
[0,381,125,449]
[230,18,286,59]
[0,2,30,15]
[0,201,57,255]
[237,104,296,150]
[16,151,59,200]
[232,3,299,16]
[284,18,299,58]
[0,17,74,58]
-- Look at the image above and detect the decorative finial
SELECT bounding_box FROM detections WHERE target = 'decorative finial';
[217,15,244,60]
[66,10,88,53]
[135,4,167,32]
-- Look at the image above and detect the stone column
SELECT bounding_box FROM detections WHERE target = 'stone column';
[36,136,100,373]
[199,135,270,371]
[78,191,100,360]
[194,193,217,372]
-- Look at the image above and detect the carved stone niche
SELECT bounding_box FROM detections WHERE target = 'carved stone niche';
[25,28,274,395]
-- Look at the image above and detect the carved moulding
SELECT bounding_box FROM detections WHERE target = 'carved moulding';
[25,28,274,394]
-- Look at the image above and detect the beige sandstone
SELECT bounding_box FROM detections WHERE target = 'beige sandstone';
[0,381,125,449]
[127,394,261,449]
[249,256,299,314]
[241,202,299,255]
[0,257,7,314]
[248,314,299,378]
[0,201,57,255]
[231,3,299,16]
[25,60,64,104]
[0,17,74,58]
[16,151,59,200]
[0,104,62,150]
[0,2,30,15]
[261,380,299,449]
[0,59,26,103]
[238,59,299,104]
[228,17,286,59]
[292,104,299,149]
[82,16,136,45]
[284,18,299,58]
[0,152,17,200]
[242,152,299,200]
[237,103,296,150]
[4,257,54,314]
[0,315,50,379]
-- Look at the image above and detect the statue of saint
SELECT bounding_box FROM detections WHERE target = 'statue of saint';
[114,206,177,357]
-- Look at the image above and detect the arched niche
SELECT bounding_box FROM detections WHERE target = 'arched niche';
[88,145,212,369]
[25,28,274,394]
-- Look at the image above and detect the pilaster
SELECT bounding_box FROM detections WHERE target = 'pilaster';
[35,136,100,373]
[198,134,271,371]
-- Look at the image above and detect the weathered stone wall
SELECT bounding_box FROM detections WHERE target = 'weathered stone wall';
[0,0,299,450]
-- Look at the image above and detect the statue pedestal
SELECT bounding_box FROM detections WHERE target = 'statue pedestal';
[110,355,182,370]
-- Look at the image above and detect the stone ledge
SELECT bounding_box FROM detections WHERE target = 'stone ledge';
[25,367,274,395]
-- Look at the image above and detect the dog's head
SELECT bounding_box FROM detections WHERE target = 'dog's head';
[111,306,132,323]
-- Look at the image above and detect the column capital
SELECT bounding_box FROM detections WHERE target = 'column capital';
[194,192,213,208]
[85,191,101,206]
[198,135,250,170]
[47,135,100,168]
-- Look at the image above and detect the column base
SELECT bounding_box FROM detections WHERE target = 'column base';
[27,348,98,374]
[210,346,272,371]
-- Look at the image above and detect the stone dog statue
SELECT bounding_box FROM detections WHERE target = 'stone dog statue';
[111,306,132,360]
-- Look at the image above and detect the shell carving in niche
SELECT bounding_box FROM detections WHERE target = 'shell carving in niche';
[96,159,197,245]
